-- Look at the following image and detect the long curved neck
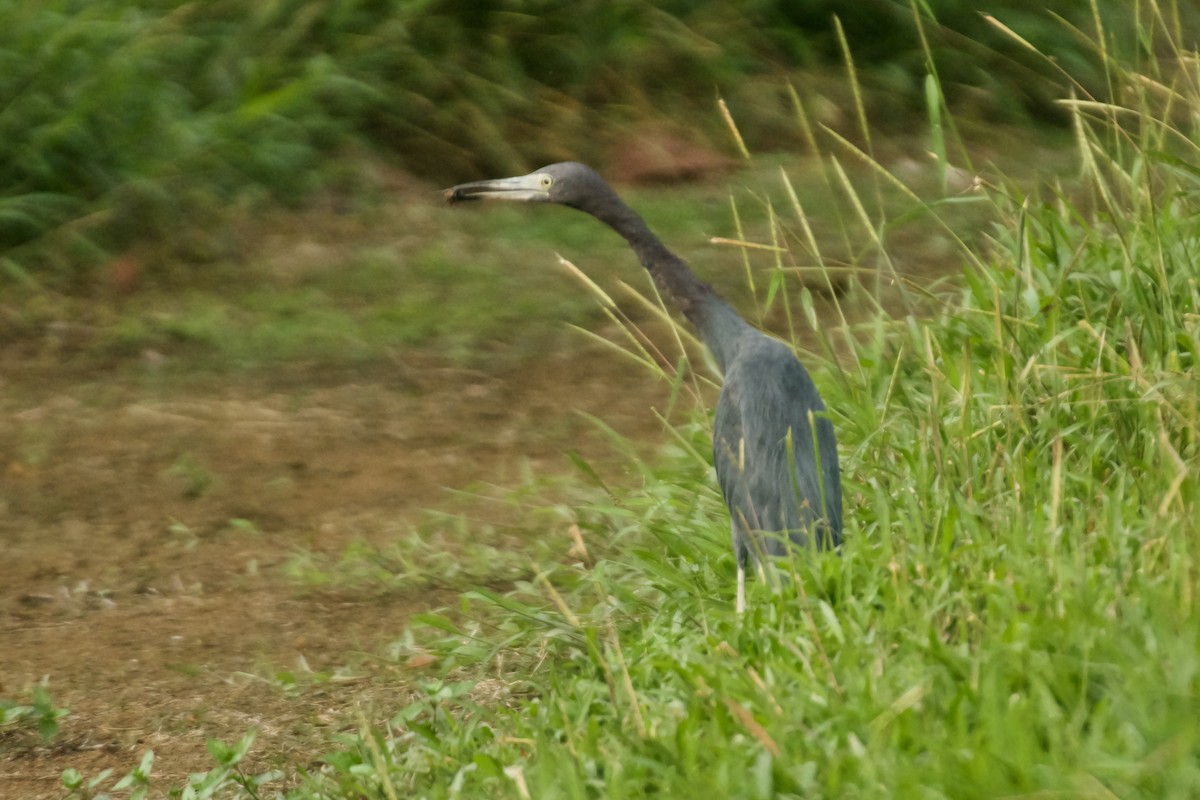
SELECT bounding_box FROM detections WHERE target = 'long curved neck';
[589,200,750,372]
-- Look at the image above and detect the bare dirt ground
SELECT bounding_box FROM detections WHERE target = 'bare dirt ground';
[0,340,668,797]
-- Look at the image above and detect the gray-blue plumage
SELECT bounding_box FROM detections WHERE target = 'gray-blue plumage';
[715,334,842,563]
[447,162,842,611]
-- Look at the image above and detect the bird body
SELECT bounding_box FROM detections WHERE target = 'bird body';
[714,334,842,604]
[448,162,842,612]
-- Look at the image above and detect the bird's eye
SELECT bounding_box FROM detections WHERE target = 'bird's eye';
[540,175,553,189]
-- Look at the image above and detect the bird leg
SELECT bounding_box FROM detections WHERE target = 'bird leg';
[736,564,746,615]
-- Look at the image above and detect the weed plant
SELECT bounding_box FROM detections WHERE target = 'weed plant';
[62,3,1200,798]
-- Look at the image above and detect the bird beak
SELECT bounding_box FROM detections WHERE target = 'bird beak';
[444,172,549,204]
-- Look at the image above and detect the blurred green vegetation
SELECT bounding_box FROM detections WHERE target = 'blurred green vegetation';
[1,0,1179,284]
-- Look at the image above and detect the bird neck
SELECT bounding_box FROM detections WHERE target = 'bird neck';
[592,201,750,372]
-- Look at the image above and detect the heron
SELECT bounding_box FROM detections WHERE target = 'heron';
[446,162,842,613]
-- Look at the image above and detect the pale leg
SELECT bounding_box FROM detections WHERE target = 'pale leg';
[736,564,746,614]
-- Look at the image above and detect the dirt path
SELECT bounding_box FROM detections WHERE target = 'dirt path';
[0,344,672,796]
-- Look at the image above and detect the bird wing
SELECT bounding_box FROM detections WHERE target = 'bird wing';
[713,337,841,562]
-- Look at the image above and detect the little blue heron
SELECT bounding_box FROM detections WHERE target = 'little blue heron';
[447,162,842,613]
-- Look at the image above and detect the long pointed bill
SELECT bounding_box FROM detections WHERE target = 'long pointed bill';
[444,172,549,204]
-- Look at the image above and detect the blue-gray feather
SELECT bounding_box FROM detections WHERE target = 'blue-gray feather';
[713,333,842,571]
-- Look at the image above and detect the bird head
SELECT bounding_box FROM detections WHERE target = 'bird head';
[445,162,619,215]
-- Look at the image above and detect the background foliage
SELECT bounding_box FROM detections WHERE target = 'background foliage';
[1,0,1177,283]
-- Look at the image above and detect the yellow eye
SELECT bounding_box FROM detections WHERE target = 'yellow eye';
[540,175,553,189]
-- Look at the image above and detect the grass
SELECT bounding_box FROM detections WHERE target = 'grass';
[57,4,1200,798]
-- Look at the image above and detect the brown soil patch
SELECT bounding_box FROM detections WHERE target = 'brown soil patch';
[0,343,670,797]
